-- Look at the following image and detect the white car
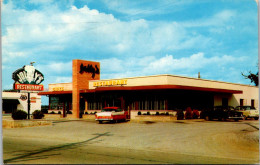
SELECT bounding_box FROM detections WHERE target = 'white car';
[234,106,259,120]
[95,107,127,124]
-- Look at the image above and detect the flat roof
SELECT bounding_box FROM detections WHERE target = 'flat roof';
[91,74,257,88]
[48,74,257,88]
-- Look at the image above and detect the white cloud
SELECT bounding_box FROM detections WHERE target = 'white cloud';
[143,53,247,74]
[2,2,215,63]
[36,61,72,74]
[182,10,236,28]
[2,1,257,87]
[98,53,248,80]
[29,0,54,4]
[103,0,190,18]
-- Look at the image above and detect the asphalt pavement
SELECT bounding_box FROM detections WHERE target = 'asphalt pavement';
[3,119,259,164]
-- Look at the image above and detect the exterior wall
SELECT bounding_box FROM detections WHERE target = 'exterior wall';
[232,86,258,107]
[89,75,169,89]
[89,74,257,91]
[2,92,41,114]
[213,86,258,108]
[49,83,72,91]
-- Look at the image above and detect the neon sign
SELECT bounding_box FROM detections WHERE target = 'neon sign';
[12,65,44,91]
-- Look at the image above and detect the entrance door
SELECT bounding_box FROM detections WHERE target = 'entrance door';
[79,98,85,118]
[222,98,228,107]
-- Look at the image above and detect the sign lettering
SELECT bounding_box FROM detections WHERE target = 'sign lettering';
[93,79,127,87]
[12,65,44,85]
[79,63,100,79]
[52,87,64,91]
[30,97,37,103]
[20,94,28,101]
[14,84,44,91]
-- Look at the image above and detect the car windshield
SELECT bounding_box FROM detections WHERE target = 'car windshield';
[101,108,122,112]
[214,106,234,111]
[236,106,256,110]
[244,106,256,110]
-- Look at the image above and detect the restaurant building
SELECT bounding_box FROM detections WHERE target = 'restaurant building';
[38,60,259,119]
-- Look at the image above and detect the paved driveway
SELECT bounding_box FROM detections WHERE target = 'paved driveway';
[3,119,259,164]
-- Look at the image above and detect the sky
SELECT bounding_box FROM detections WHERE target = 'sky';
[2,0,259,105]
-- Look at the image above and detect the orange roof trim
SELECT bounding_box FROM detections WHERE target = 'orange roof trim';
[38,85,243,95]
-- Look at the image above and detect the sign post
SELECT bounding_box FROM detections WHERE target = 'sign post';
[28,93,30,119]
[12,62,44,119]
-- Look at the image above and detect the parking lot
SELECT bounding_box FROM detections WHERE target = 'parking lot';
[3,119,259,164]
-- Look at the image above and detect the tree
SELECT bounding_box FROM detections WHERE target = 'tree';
[241,71,259,86]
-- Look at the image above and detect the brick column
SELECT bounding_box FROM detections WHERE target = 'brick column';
[72,60,100,119]
[72,60,80,118]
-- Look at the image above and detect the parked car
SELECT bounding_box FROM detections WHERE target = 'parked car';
[234,106,259,120]
[201,106,243,121]
[95,107,127,124]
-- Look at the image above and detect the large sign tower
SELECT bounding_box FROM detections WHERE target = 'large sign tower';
[72,60,100,118]
[12,62,44,119]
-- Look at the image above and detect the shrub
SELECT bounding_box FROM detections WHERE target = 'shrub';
[137,111,142,115]
[156,112,160,115]
[12,110,27,120]
[176,110,184,120]
[32,110,44,119]
[41,109,48,114]
[185,107,193,119]
[50,111,56,114]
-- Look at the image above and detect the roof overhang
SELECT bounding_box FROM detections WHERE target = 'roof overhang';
[2,99,20,104]
[87,85,243,94]
[38,85,243,95]
[38,91,72,95]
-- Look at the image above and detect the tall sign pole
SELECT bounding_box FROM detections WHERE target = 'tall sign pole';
[27,93,31,119]
[12,62,44,119]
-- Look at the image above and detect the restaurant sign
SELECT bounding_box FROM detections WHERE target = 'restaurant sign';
[12,64,44,91]
[93,79,127,87]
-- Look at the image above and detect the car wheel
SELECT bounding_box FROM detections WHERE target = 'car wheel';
[254,117,259,120]
[98,121,103,124]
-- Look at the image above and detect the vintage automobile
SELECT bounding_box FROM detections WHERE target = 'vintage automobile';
[234,106,259,120]
[95,107,128,124]
[201,106,243,121]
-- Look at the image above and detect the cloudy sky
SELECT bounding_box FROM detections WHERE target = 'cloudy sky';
[2,0,258,104]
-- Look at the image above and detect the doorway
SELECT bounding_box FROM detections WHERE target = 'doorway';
[222,98,228,107]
